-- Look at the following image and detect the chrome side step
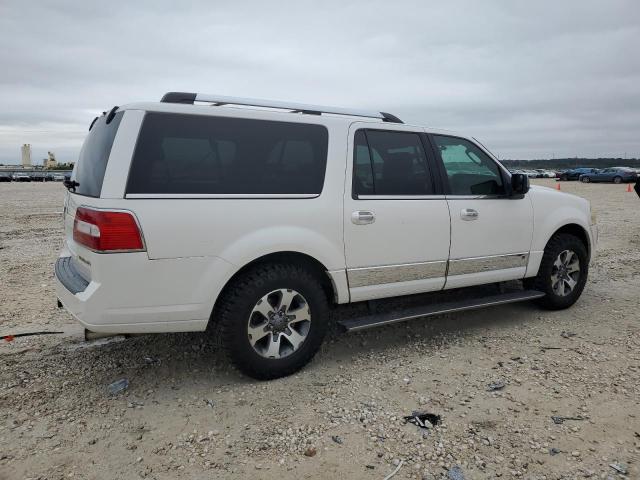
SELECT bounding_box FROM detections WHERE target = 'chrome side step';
[338,290,545,332]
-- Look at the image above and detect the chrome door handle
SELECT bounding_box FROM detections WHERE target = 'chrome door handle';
[351,210,375,225]
[460,208,479,221]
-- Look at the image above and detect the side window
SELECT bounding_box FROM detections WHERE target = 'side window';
[353,130,374,196]
[352,129,434,196]
[432,135,505,196]
[127,113,328,195]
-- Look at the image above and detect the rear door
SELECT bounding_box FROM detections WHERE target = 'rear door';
[428,134,533,289]
[343,123,451,302]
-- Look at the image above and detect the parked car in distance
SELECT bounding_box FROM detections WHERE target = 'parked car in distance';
[54,92,597,379]
[518,169,539,178]
[0,173,12,182]
[12,173,31,182]
[579,167,638,184]
[558,168,598,181]
[30,172,47,182]
[52,174,66,182]
[535,169,556,178]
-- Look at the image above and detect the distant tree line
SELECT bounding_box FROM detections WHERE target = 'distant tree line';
[501,158,640,170]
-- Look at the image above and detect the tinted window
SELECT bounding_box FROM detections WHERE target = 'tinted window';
[353,130,374,196]
[353,129,433,196]
[127,113,328,195]
[432,135,505,195]
[74,112,123,197]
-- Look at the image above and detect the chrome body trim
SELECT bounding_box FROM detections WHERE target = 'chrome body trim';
[347,260,447,288]
[448,252,529,276]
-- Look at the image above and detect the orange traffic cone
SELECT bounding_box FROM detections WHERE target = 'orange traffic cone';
[556,182,561,191]
[627,183,632,192]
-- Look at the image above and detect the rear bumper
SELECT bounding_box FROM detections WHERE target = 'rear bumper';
[54,251,233,334]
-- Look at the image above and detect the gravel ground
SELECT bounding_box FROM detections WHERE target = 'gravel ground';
[1,179,639,480]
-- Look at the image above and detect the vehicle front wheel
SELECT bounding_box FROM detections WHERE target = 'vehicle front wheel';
[613,176,622,184]
[214,263,329,380]
[560,175,568,181]
[527,233,588,310]
[581,176,590,183]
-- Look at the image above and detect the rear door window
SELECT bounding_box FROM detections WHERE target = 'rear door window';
[352,129,434,196]
[126,113,329,195]
[74,112,123,197]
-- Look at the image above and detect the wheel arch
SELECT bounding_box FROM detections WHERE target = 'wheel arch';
[550,223,591,260]
[208,251,337,330]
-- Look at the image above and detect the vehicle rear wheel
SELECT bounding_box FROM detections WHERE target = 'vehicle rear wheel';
[527,233,588,310]
[613,176,622,184]
[214,263,329,380]
[581,176,590,183]
[560,174,568,181]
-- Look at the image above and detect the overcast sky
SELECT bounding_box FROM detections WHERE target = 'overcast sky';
[1,1,639,165]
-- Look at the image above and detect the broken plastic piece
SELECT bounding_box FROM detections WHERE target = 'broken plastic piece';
[403,411,441,429]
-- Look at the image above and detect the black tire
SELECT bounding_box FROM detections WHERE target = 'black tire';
[527,233,588,310]
[613,176,622,184]
[214,263,329,380]
[581,176,590,183]
[560,175,568,181]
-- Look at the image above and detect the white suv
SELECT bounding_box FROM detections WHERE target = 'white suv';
[55,92,597,379]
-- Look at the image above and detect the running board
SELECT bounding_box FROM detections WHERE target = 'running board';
[338,290,545,332]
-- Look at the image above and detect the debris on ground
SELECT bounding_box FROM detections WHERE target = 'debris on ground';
[561,331,577,338]
[383,460,403,480]
[303,447,316,457]
[609,463,628,474]
[331,435,343,445]
[403,411,441,429]
[204,398,215,408]
[549,447,561,455]
[486,380,506,391]
[107,378,129,395]
[447,465,465,480]
[2,331,63,342]
[551,415,585,424]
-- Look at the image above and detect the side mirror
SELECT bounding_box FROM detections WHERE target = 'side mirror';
[510,173,530,197]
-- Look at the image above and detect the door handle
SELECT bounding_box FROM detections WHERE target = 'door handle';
[460,208,479,221]
[351,210,375,225]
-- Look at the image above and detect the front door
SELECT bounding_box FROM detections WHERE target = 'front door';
[429,134,533,289]
[343,124,451,302]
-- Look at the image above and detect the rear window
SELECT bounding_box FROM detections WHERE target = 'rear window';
[74,112,123,197]
[126,112,329,195]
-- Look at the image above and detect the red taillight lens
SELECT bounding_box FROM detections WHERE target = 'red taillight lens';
[73,207,145,252]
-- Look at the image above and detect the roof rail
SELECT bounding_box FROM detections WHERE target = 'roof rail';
[160,92,403,123]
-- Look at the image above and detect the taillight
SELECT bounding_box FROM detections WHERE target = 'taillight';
[73,207,145,252]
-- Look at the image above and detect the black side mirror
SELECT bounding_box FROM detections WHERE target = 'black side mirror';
[510,173,530,197]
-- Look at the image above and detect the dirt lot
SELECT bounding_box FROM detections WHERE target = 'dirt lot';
[1,179,639,480]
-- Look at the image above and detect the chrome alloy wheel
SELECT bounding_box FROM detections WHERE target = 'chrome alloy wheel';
[247,289,311,359]
[551,249,580,296]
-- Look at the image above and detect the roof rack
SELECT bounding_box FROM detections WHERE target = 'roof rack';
[160,92,403,123]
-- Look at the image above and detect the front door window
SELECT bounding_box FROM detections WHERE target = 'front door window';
[432,135,505,196]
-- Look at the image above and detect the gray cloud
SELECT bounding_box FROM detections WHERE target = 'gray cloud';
[1,0,639,164]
